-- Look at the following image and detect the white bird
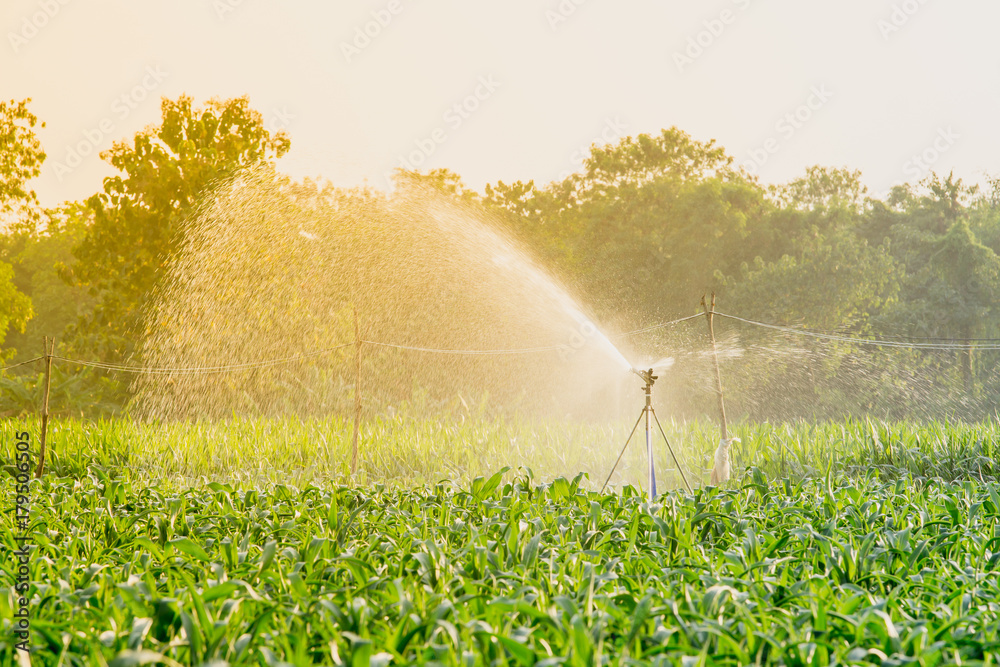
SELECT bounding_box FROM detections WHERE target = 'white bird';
[710,437,740,486]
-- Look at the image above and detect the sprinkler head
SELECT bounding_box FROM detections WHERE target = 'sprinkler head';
[632,367,658,388]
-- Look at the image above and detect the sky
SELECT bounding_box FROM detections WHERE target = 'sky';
[3,0,998,209]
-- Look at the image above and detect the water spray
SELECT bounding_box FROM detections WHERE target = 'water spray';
[602,367,692,499]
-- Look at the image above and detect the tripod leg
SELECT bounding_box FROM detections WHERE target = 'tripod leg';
[646,405,656,501]
[600,409,645,494]
[651,408,693,494]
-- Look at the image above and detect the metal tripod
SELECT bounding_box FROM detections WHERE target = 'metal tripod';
[601,368,692,499]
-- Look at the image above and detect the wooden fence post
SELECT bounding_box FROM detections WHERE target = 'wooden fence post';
[35,336,54,478]
[701,295,729,441]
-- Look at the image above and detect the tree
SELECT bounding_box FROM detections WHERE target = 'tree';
[896,219,1000,391]
[392,167,479,204]
[865,174,1000,394]
[486,128,767,323]
[716,182,902,420]
[0,98,45,228]
[0,99,43,356]
[67,95,291,360]
[721,227,899,332]
[1,203,96,361]
[770,166,869,213]
[0,262,32,360]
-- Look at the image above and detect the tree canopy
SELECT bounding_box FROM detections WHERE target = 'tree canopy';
[67,95,291,358]
[2,99,999,419]
[0,99,42,356]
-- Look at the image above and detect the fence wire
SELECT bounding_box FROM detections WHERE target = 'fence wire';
[361,313,708,355]
[0,356,44,372]
[3,311,998,377]
[51,343,355,376]
[362,341,567,355]
[715,313,1000,351]
[614,313,704,337]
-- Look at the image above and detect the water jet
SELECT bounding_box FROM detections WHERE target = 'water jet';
[132,167,657,485]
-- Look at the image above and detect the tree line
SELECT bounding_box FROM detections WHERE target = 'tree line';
[1,95,998,419]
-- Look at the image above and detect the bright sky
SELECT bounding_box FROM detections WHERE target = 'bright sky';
[3,0,998,209]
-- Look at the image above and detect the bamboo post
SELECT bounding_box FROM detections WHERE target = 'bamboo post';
[701,294,729,441]
[351,305,362,476]
[35,337,54,478]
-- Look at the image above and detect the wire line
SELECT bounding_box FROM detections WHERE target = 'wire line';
[615,313,703,338]
[0,356,43,372]
[715,312,1000,351]
[362,314,705,355]
[52,343,354,376]
[362,341,566,355]
[32,309,1000,376]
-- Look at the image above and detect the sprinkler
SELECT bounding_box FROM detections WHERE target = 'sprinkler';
[602,367,692,500]
[632,367,657,387]
[633,368,658,499]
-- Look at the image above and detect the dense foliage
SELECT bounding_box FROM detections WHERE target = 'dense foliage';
[0,99,42,358]
[480,136,1000,420]
[66,95,291,360]
[2,100,1000,420]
